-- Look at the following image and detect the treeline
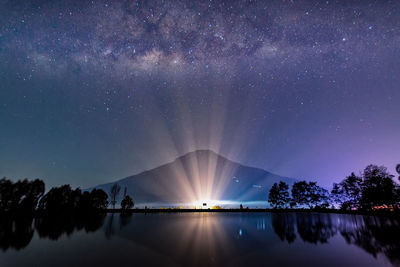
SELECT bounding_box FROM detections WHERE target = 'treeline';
[0,178,134,214]
[269,164,400,210]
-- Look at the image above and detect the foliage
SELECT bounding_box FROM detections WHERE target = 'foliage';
[78,189,109,210]
[330,165,399,210]
[331,172,362,210]
[38,185,108,213]
[121,195,134,210]
[360,165,397,210]
[89,189,109,209]
[291,181,310,207]
[38,185,80,212]
[291,181,328,208]
[0,178,108,214]
[268,182,290,208]
[2,162,400,213]
[309,182,329,208]
[269,164,400,211]
[109,183,121,209]
[0,178,45,213]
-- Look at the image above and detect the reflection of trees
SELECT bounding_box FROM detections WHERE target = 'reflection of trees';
[340,216,400,266]
[119,213,133,229]
[0,217,34,251]
[105,213,115,239]
[272,213,337,245]
[2,211,400,267]
[0,213,106,250]
[272,213,400,265]
[296,213,337,244]
[35,213,106,240]
[35,215,75,240]
[271,213,296,243]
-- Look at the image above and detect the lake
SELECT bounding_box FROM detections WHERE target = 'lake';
[1,212,399,266]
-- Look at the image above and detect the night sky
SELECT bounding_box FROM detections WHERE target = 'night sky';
[1,0,399,189]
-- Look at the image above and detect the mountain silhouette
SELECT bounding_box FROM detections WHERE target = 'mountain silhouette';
[89,150,296,206]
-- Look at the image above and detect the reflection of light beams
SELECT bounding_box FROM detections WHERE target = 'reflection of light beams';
[170,213,232,262]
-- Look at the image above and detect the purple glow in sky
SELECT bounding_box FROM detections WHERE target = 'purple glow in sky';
[0,0,399,189]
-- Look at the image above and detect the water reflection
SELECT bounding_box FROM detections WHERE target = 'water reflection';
[271,213,400,266]
[271,213,296,243]
[35,213,106,240]
[105,213,235,265]
[339,216,400,266]
[119,213,133,229]
[1,212,400,266]
[296,213,337,244]
[0,213,105,251]
[0,217,34,251]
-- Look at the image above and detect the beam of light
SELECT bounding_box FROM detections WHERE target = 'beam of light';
[149,82,261,205]
[117,70,276,207]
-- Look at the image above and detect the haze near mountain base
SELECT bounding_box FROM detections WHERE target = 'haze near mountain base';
[90,150,296,208]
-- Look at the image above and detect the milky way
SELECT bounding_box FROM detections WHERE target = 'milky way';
[1,0,399,188]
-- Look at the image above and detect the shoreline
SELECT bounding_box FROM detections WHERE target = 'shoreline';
[3,209,400,219]
[105,208,400,217]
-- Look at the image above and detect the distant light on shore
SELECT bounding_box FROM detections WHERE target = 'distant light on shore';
[131,200,268,209]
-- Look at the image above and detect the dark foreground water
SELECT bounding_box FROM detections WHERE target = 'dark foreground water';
[1,212,399,267]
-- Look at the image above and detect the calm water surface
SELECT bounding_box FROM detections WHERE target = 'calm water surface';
[1,212,399,267]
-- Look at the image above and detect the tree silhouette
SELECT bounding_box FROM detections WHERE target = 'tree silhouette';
[89,189,109,210]
[291,181,328,208]
[38,185,80,212]
[0,178,15,212]
[39,185,108,212]
[78,189,108,211]
[109,183,121,209]
[331,183,342,205]
[268,182,290,208]
[309,182,329,208]
[121,195,134,210]
[291,181,311,208]
[123,186,127,198]
[360,165,397,210]
[396,164,400,180]
[331,172,362,210]
[0,178,45,213]
[268,183,280,208]
[19,179,45,212]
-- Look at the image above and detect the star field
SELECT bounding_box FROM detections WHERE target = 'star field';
[0,0,399,188]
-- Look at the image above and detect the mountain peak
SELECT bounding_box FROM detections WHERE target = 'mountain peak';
[91,149,296,206]
[178,149,220,158]
[174,149,233,167]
